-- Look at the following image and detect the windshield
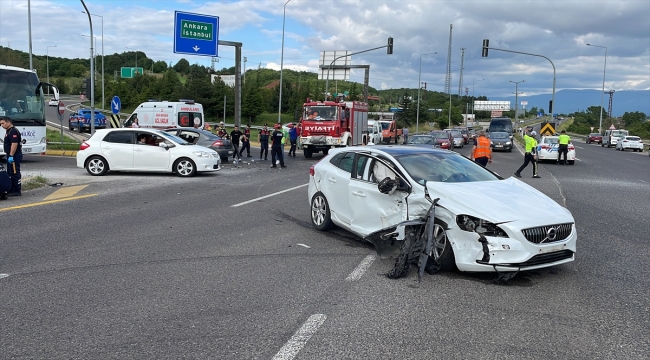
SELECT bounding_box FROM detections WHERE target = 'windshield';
[490,132,509,139]
[489,119,513,133]
[304,106,338,121]
[626,136,640,141]
[408,136,436,144]
[544,137,559,144]
[158,131,190,145]
[450,131,462,137]
[611,130,628,137]
[0,68,45,126]
[397,152,500,184]
[380,122,391,130]
[430,131,447,138]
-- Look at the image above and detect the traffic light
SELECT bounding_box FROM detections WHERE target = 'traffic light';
[548,100,553,114]
[481,39,489,57]
[387,37,393,55]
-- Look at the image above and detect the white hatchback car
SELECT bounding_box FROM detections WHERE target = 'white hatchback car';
[308,146,577,273]
[615,136,644,152]
[537,136,576,164]
[76,128,221,177]
[48,98,58,106]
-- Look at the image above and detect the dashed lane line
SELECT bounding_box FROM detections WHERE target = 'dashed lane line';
[272,314,327,360]
[345,254,377,282]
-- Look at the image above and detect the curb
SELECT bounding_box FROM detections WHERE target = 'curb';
[45,150,78,157]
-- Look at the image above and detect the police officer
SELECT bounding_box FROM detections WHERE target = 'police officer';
[557,130,571,165]
[239,124,252,158]
[259,123,270,160]
[471,130,492,167]
[514,128,540,179]
[216,122,228,139]
[271,124,286,168]
[1,116,22,196]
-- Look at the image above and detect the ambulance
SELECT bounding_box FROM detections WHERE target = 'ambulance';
[123,100,204,129]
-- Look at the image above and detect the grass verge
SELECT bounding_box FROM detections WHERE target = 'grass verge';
[22,174,49,191]
[46,128,81,150]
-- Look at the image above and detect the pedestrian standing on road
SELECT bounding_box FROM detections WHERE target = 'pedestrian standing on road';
[230,125,243,161]
[471,130,492,167]
[557,130,571,165]
[259,123,270,160]
[515,128,540,179]
[1,116,23,196]
[271,124,286,168]
[239,124,252,157]
[403,126,409,144]
[288,123,298,157]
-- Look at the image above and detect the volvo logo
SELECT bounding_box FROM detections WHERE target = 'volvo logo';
[545,227,557,242]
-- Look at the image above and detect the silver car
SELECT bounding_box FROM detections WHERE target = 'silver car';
[446,130,464,148]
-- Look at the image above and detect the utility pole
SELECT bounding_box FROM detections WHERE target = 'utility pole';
[510,80,525,124]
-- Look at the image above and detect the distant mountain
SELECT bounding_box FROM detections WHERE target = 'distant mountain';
[499,90,650,116]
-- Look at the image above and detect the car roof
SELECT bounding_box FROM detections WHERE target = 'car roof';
[342,144,452,157]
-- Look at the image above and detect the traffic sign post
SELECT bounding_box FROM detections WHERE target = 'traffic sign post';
[174,11,219,57]
[111,96,121,114]
[58,101,65,144]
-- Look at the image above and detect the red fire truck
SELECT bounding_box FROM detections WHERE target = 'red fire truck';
[299,98,368,158]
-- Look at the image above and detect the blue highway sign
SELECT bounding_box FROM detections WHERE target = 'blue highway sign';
[111,96,121,114]
[174,11,219,57]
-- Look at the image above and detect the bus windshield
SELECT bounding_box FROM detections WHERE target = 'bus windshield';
[304,106,338,121]
[0,67,46,126]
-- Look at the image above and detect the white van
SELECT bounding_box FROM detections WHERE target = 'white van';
[123,100,204,129]
[367,120,381,144]
[602,129,629,148]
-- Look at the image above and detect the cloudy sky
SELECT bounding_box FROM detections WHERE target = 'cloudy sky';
[1,0,649,101]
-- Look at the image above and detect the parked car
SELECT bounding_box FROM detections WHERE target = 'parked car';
[406,135,440,149]
[428,131,452,150]
[162,127,234,161]
[537,136,576,165]
[615,136,644,152]
[76,128,221,177]
[308,146,577,273]
[48,98,58,106]
[489,131,513,152]
[69,109,107,133]
[586,133,602,144]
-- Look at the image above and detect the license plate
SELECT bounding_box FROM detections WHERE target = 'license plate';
[495,144,503,147]
[228,151,233,154]
[23,148,32,153]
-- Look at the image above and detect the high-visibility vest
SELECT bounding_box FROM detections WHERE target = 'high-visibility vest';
[473,136,491,159]
[558,134,570,145]
[524,134,538,153]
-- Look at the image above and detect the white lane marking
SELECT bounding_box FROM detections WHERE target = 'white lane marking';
[272,314,327,360]
[575,146,584,149]
[297,243,311,248]
[231,183,308,207]
[575,158,581,161]
[345,254,376,282]
[0,274,9,279]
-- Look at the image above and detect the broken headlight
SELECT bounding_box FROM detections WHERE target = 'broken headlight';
[456,215,509,237]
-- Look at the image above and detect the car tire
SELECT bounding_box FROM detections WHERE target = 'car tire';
[568,160,575,165]
[507,148,512,152]
[78,123,83,133]
[323,148,329,155]
[85,156,109,176]
[310,192,333,231]
[601,143,604,147]
[174,158,197,177]
[221,156,228,163]
[425,219,456,272]
[68,120,73,131]
[303,148,313,158]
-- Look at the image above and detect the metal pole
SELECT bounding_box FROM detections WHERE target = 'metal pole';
[28,0,33,70]
[416,52,436,133]
[587,44,607,133]
[472,79,484,122]
[223,95,226,123]
[325,44,390,102]
[510,80,524,124]
[47,45,57,94]
[80,0,95,134]
[278,0,291,124]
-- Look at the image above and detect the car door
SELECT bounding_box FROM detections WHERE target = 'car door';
[348,154,410,238]
[100,131,134,170]
[322,152,355,226]
[133,132,171,170]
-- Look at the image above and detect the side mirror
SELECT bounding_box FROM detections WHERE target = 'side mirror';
[378,177,398,194]
[159,142,175,150]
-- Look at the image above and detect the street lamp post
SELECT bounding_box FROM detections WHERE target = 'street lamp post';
[278,0,291,124]
[46,45,57,93]
[509,80,525,124]
[471,79,484,121]
[586,43,607,133]
[83,11,104,109]
[416,52,436,133]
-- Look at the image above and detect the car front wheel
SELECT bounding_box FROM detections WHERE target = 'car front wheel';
[86,156,108,176]
[311,192,333,231]
[174,158,197,177]
[425,220,455,271]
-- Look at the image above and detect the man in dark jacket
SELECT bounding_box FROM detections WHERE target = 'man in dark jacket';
[230,125,243,161]
[1,116,22,196]
[258,124,270,160]
[270,124,286,168]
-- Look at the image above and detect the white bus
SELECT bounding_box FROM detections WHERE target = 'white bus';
[0,64,59,156]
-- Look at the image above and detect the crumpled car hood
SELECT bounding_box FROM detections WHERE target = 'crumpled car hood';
[425,177,572,224]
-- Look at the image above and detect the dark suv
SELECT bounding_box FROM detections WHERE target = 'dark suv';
[586,133,602,144]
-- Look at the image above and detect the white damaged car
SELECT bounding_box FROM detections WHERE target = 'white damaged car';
[308,146,577,273]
